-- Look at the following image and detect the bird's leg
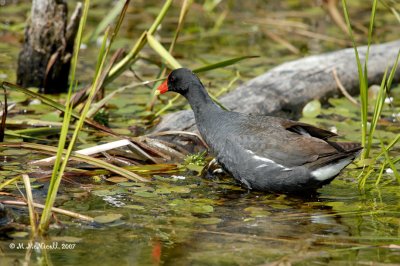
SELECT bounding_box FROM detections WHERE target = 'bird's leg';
[202,158,226,179]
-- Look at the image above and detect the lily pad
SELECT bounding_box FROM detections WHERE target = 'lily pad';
[134,191,157,198]
[155,187,172,194]
[302,99,321,118]
[9,231,29,238]
[198,217,222,225]
[94,213,123,224]
[169,186,191,193]
[92,190,116,197]
[124,205,145,210]
[191,205,214,214]
[128,186,155,192]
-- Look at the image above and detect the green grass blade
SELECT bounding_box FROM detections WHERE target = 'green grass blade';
[342,0,368,154]
[4,130,48,141]
[390,6,400,23]
[39,0,91,233]
[45,83,75,208]
[109,0,131,46]
[386,49,400,91]
[358,167,374,191]
[2,82,73,113]
[146,0,194,109]
[69,0,90,90]
[147,34,182,69]
[12,127,61,136]
[193,55,259,73]
[148,0,173,35]
[374,160,386,186]
[380,139,400,183]
[0,175,21,191]
[107,0,173,83]
[365,67,388,158]
[2,82,116,135]
[364,0,377,67]
[383,134,400,154]
[85,0,126,43]
[168,0,193,54]
[360,0,377,154]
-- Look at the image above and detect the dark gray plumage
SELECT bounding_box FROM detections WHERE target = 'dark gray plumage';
[157,68,362,194]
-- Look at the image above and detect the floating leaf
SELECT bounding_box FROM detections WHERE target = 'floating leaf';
[124,205,145,210]
[134,191,157,198]
[92,189,119,197]
[191,205,214,214]
[170,186,191,193]
[155,187,172,194]
[94,213,123,224]
[198,217,222,225]
[155,187,171,194]
[9,231,29,238]
[128,186,155,192]
[302,99,321,118]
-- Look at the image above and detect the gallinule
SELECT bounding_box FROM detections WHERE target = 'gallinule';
[156,68,362,193]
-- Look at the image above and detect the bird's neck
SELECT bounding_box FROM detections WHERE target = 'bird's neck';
[183,83,224,151]
[183,83,221,116]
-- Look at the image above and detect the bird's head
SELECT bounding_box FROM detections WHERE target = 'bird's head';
[155,68,200,96]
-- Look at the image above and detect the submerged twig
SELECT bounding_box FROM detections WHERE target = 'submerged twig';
[332,68,359,106]
[1,200,94,222]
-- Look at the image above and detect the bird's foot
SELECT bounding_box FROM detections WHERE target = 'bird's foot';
[202,158,226,180]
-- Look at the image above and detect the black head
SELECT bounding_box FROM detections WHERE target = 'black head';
[156,68,202,96]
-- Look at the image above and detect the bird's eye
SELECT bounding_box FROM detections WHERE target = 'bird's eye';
[170,76,175,82]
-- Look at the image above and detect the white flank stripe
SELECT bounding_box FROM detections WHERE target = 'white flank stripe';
[253,154,276,164]
[247,150,291,171]
[311,158,352,181]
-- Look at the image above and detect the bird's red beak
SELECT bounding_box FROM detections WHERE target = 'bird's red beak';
[155,80,168,95]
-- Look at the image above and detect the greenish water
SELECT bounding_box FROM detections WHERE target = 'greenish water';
[0,1,400,265]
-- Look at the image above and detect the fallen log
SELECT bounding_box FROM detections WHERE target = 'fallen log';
[153,40,400,133]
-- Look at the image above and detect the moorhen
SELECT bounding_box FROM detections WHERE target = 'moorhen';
[156,68,362,194]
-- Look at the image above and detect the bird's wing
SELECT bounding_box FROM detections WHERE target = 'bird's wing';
[280,120,337,139]
[227,115,341,167]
